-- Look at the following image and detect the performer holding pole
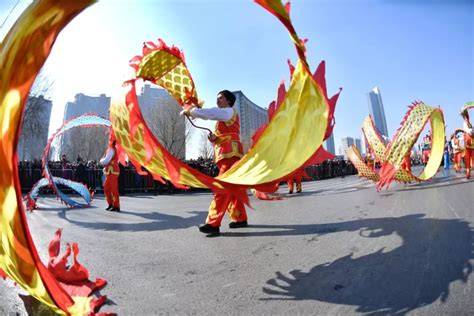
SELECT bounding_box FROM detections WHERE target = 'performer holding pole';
[100,132,120,212]
[461,109,474,179]
[451,133,463,173]
[181,90,247,237]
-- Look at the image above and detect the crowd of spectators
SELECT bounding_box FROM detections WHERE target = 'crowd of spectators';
[18,155,357,194]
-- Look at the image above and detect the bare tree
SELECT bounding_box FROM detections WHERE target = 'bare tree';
[143,99,191,160]
[62,127,109,162]
[197,130,214,159]
[18,72,54,161]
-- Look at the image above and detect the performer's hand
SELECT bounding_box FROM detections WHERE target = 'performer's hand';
[180,106,197,118]
[208,133,217,142]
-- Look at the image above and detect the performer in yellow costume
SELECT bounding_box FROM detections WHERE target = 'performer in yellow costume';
[461,110,474,179]
[182,90,247,236]
[366,152,375,171]
[100,132,121,212]
[451,133,463,173]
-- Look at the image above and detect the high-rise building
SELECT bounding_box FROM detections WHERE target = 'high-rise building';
[360,131,367,156]
[324,133,336,155]
[137,83,173,113]
[232,91,268,152]
[18,95,52,160]
[60,93,111,160]
[63,93,111,121]
[354,138,362,154]
[340,136,354,157]
[367,86,389,139]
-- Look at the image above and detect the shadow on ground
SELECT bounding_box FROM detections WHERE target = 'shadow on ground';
[261,214,473,315]
[19,295,54,316]
[59,209,207,232]
[395,173,471,192]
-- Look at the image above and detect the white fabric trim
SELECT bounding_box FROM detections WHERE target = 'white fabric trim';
[100,148,115,165]
[463,121,474,137]
[451,139,460,150]
[190,107,234,122]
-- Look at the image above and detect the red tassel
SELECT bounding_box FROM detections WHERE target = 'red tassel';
[25,194,37,212]
[284,1,291,14]
[0,268,7,280]
[47,229,108,298]
[377,162,398,191]
[90,295,111,315]
[287,59,295,78]
[253,190,284,201]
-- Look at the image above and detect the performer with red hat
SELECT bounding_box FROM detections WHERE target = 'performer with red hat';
[461,110,474,179]
[100,131,121,212]
[451,132,463,173]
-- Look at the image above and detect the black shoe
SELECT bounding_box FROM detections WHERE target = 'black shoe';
[106,205,113,211]
[296,190,302,193]
[111,207,121,212]
[229,221,248,229]
[199,224,220,236]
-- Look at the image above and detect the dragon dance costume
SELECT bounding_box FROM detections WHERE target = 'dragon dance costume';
[100,136,120,211]
[366,153,375,171]
[0,0,341,311]
[187,104,247,229]
[462,121,474,179]
[451,136,463,173]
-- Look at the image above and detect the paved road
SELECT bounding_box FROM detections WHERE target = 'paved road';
[1,168,473,315]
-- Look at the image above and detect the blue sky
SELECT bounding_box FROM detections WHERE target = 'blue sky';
[1,0,473,158]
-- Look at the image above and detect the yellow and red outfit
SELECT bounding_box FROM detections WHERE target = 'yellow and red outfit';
[451,137,463,172]
[401,153,412,173]
[421,133,432,164]
[101,147,120,209]
[287,175,302,194]
[463,122,474,178]
[190,107,247,227]
[366,154,375,171]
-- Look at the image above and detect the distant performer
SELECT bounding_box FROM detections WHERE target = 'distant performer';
[421,131,432,165]
[100,132,120,212]
[443,138,450,170]
[461,109,474,179]
[366,152,375,171]
[451,133,463,173]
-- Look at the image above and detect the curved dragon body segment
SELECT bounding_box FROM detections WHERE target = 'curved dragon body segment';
[110,0,331,192]
[3,0,336,313]
[348,102,445,190]
[217,61,328,185]
[461,101,474,113]
[1,0,108,314]
[346,145,380,182]
[26,114,111,210]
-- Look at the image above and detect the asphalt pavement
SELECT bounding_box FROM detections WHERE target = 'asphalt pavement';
[1,168,473,315]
